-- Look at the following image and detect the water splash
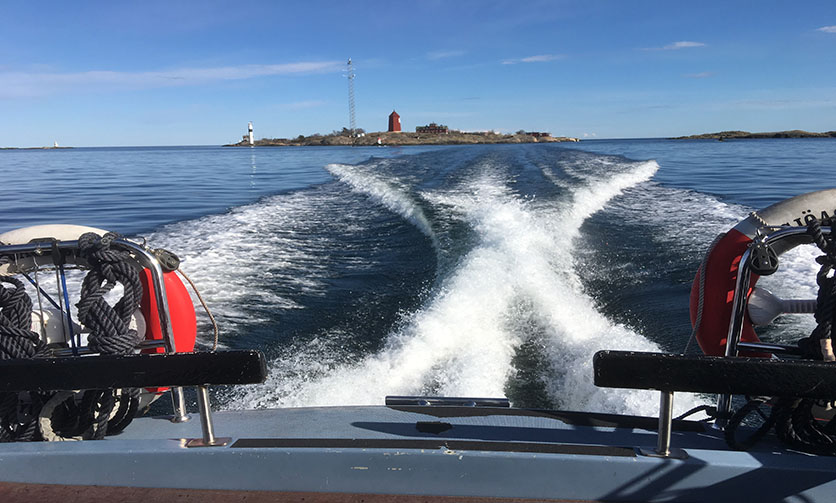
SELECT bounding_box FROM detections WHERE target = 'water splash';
[233,154,702,416]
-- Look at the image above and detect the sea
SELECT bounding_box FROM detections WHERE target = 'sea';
[2,138,835,417]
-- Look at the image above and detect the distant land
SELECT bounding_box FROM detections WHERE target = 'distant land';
[672,130,836,140]
[225,130,580,147]
[0,146,73,150]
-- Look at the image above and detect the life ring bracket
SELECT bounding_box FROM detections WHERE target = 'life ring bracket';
[724,225,832,358]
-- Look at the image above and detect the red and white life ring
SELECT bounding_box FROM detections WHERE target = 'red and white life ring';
[689,189,836,356]
[0,224,197,355]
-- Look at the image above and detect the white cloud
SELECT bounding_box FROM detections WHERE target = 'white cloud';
[0,61,342,99]
[644,41,707,51]
[522,54,563,63]
[817,26,836,33]
[502,54,564,65]
[427,50,466,60]
[684,71,714,79]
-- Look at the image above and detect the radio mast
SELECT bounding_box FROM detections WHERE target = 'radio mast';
[347,58,356,138]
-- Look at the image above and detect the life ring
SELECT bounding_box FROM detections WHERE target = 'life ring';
[690,189,836,357]
[0,224,196,355]
[139,268,196,355]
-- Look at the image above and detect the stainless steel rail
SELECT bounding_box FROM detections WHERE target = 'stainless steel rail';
[638,390,686,459]
[715,226,831,425]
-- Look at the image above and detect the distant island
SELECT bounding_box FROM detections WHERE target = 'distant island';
[0,146,72,150]
[225,129,580,147]
[672,130,836,140]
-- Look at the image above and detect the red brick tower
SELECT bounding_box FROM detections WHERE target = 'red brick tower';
[388,110,401,132]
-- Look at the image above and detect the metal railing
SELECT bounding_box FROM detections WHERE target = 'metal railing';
[715,225,831,424]
[0,237,192,427]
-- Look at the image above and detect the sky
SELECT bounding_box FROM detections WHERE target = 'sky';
[1,1,835,146]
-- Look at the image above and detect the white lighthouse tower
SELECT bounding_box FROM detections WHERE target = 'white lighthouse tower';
[248,122,254,146]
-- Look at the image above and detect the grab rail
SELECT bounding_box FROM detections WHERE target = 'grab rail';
[594,350,836,458]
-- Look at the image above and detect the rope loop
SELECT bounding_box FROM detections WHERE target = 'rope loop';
[76,232,143,355]
[724,397,775,451]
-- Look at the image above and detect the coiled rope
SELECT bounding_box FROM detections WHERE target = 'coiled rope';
[0,274,51,442]
[0,276,49,360]
[0,233,144,441]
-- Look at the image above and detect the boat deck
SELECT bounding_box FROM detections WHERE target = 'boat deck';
[1,405,834,501]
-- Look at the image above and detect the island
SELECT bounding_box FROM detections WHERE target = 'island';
[672,130,836,140]
[225,130,580,147]
[0,146,73,150]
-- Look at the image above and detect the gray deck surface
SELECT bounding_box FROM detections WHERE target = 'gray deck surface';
[1,405,835,502]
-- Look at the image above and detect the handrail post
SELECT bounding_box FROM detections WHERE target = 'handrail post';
[186,385,230,447]
[715,246,754,428]
[639,390,687,459]
[656,391,674,456]
[169,386,190,423]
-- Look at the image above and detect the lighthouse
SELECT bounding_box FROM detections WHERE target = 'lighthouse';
[248,122,254,145]
[388,111,401,132]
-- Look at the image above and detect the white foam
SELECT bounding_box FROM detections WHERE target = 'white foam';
[326,163,439,249]
[147,193,327,318]
[141,186,377,351]
[608,183,747,258]
[233,156,703,416]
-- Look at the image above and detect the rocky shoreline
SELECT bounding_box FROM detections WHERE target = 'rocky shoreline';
[672,130,836,140]
[224,131,580,147]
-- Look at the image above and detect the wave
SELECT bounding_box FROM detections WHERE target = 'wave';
[145,189,342,322]
[231,153,703,416]
[326,162,439,250]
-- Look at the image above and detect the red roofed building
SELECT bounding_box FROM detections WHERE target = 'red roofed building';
[388,110,401,132]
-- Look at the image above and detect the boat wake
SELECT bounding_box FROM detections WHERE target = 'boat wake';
[138,147,822,417]
[326,163,440,250]
[228,151,702,415]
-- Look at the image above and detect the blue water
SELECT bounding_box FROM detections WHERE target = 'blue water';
[2,139,835,415]
[0,145,438,234]
[564,138,836,209]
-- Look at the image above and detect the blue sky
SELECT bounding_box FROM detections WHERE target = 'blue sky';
[2,1,835,146]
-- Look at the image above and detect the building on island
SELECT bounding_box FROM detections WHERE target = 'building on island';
[388,111,401,132]
[416,123,449,134]
[525,131,550,138]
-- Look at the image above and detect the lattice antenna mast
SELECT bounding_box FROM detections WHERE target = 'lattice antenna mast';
[347,58,356,138]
